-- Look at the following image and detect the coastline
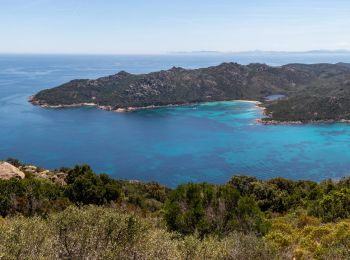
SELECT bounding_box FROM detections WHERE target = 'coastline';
[29,96,264,113]
[258,118,350,125]
[256,119,303,125]
[29,96,350,125]
[233,100,262,105]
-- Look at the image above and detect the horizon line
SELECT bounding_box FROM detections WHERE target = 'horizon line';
[1,49,350,56]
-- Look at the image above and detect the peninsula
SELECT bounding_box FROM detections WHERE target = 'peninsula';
[30,62,350,123]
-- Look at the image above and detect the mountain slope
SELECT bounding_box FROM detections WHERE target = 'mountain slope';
[31,62,350,122]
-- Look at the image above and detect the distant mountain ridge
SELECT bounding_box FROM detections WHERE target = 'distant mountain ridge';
[31,62,350,123]
[169,50,350,55]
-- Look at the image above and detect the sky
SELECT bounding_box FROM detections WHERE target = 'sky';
[1,0,350,54]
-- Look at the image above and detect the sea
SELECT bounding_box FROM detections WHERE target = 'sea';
[2,52,350,187]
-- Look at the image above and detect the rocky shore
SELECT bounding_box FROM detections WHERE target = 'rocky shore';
[256,119,303,125]
[0,160,67,185]
[29,96,99,109]
[30,95,350,125]
[257,118,350,125]
[30,97,264,113]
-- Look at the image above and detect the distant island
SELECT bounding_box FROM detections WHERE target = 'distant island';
[30,62,350,123]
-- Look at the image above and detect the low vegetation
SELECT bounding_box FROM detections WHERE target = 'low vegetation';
[1,159,350,259]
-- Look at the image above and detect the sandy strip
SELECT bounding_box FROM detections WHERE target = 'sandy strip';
[233,99,262,105]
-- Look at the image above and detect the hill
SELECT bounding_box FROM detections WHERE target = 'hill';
[30,62,350,122]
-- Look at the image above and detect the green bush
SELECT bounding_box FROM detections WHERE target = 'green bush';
[0,178,69,217]
[314,188,350,222]
[65,165,121,205]
[0,205,277,260]
[164,183,269,236]
[0,216,55,259]
[50,205,147,259]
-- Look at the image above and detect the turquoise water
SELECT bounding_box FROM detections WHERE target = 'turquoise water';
[1,54,350,186]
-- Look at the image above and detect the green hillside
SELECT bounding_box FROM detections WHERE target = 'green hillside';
[31,62,350,123]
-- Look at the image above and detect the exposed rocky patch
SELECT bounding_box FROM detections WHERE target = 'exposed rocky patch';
[0,161,67,184]
[0,162,25,180]
[20,164,67,185]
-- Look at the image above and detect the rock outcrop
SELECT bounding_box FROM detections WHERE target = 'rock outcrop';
[20,165,67,185]
[0,161,67,185]
[0,162,25,180]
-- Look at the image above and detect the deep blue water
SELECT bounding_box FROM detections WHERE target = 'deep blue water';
[2,53,350,187]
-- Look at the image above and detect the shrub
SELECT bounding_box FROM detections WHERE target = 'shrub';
[164,183,268,236]
[65,165,121,205]
[0,178,69,217]
[317,189,350,221]
[0,216,55,259]
[50,205,146,259]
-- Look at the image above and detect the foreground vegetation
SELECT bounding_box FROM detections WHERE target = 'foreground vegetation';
[1,159,350,259]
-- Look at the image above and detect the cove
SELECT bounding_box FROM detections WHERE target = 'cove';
[1,54,350,187]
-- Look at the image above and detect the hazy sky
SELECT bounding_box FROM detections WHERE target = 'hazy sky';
[1,0,350,54]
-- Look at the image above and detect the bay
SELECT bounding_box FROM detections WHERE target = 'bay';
[1,53,350,187]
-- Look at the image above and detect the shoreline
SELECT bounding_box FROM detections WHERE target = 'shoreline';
[29,97,264,113]
[29,97,350,125]
[257,118,350,125]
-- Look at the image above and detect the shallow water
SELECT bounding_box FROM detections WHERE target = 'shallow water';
[265,94,285,101]
[1,54,350,187]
